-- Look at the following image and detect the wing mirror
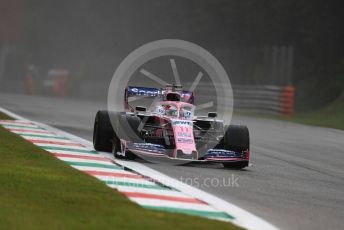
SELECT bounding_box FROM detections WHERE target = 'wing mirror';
[208,112,217,118]
[135,106,147,112]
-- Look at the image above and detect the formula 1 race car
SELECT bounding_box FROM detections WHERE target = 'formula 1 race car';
[93,85,250,169]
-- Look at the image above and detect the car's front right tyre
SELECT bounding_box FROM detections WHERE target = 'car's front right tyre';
[222,125,250,169]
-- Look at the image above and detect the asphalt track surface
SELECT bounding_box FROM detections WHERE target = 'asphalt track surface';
[1,93,343,230]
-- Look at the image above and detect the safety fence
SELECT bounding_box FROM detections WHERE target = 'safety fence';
[233,85,295,116]
[0,80,295,116]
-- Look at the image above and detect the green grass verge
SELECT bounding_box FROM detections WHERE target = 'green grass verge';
[0,112,13,120]
[288,101,344,130]
[238,100,344,130]
[0,118,240,229]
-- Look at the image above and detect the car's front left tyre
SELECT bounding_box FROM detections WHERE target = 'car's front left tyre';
[93,110,114,152]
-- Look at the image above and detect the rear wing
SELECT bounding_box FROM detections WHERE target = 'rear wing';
[124,86,194,111]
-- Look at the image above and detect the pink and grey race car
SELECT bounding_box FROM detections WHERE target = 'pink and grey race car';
[93,85,250,169]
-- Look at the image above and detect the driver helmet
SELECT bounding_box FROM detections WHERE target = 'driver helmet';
[155,105,165,115]
[181,108,192,118]
[164,105,178,117]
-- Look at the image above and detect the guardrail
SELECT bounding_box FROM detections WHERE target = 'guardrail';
[233,85,295,116]
[0,79,295,116]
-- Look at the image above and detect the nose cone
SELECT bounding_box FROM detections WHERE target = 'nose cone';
[176,149,198,160]
[171,119,197,158]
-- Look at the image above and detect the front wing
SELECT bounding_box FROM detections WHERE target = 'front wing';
[120,141,248,165]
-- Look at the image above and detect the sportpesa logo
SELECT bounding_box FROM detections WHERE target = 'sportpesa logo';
[129,87,159,96]
[172,120,193,126]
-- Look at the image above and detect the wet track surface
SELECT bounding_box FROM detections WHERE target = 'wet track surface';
[1,93,343,230]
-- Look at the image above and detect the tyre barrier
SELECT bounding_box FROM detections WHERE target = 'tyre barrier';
[233,85,295,116]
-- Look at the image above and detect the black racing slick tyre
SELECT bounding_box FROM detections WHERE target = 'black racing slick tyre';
[93,110,114,152]
[223,125,250,152]
[222,125,250,169]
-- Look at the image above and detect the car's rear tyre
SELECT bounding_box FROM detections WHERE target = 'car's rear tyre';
[222,125,250,169]
[93,110,114,152]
